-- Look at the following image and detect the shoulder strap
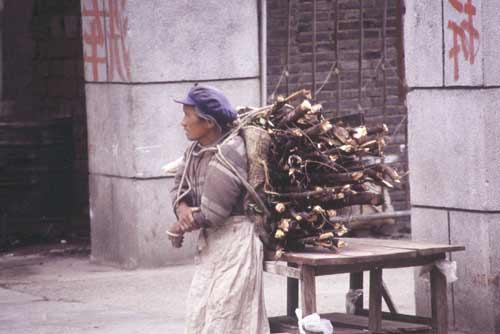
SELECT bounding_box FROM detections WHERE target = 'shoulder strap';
[213,146,271,218]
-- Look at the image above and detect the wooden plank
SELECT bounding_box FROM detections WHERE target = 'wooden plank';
[269,315,374,334]
[369,268,383,332]
[269,316,299,334]
[357,309,432,325]
[315,254,446,276]
[269,314,432,334]
[300,265,317,316]
[341,238,465,256]
[349,272,364,314]
[264,254,445,278]
[324,313,432,333]
[382,281,398,314]
[268,243,417,266]
[287,263,299,318]
[264,261,301,279]
[431,266,448,334]
[264,238,464,267]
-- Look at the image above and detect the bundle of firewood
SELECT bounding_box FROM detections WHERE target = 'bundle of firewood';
[237,89,402,256]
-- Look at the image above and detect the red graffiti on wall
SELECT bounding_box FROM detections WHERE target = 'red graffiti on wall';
[472,274,500,288]
[106,0,131,81]
[82,0,131,81]
[82,0,106,81]
[447,0,480,81]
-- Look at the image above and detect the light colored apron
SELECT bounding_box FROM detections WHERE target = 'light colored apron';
[185,216,270,334]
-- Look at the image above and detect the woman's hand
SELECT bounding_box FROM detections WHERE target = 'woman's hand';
[176,202,198,232]
[167,223,184,248]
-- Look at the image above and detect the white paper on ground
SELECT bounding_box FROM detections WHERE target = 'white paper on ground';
[295,309,334,334]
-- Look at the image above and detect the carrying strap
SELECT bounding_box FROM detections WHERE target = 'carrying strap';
[174,131,271,219]
[213,146,271,217]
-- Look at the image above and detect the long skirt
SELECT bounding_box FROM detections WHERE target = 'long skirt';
[185,216,270,334]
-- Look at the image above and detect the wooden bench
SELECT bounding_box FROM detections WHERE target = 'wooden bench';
[264,238,465,334]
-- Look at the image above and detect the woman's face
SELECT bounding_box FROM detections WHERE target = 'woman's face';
[180,105,215,142]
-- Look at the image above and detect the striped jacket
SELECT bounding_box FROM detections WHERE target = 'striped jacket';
[170,135,248,227]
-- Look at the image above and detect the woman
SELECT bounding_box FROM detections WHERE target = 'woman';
[167,85,270,334]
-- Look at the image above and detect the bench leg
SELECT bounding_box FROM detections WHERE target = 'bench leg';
[287,263,299,318]
[300,265,317,316]
[431,266,448,334]
[369,268,383,332]
[349,272,364,315]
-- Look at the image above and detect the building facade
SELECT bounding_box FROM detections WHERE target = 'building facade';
[1,1,499,332]
[405,1,500,333]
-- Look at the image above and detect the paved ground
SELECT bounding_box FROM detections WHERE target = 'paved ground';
[0,244,418,334]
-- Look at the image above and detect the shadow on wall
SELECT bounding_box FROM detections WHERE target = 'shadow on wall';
[0,0,89,250]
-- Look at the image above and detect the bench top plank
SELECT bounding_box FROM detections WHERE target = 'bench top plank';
[265,238,464,266]
[267,244,417,266]
[342,238,465,256]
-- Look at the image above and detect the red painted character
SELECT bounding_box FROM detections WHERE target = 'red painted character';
[82,0,131,81]
[447,0,480,81]
[82,0,106,81]
[106,0,131,81]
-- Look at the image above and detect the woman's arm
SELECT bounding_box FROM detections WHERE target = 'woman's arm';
[168,145,194,243]
[169,144,196,213]
[175,136,247,232]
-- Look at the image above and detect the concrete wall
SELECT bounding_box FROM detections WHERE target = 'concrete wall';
[405,0,500,333]
[81,0,264,268]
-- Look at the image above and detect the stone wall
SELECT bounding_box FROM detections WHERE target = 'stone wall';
[266,0,409,233]
[82,0,264,268]
[405,0,500,333]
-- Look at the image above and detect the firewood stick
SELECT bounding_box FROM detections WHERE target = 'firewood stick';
[317,193,384,208]
[266,89,312,117]
[304,120,333,137]
[276,100,311,128]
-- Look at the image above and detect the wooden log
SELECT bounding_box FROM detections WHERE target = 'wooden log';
[331,125,352,144]
[275,187,340,200]
[276,100,311,128]
[366,123,389,136]
[246,87,405,252]
[356,134,386,147]
[319,192,384,209]
[308,171,364,185]
[267,89,312,117]
[275,193,383,212]
[304,120,333,137]
[327,210,411,224]
[372,164,401,183]
[302,149,362,163]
